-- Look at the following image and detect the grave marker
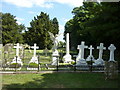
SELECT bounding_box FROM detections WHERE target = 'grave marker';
[11,43,23,66]
[93,43,106,65]
[86,45,95,61]
[108,44,116,62]
[63,33,73,63]
[76,41,88,66]
[29,43,39,64]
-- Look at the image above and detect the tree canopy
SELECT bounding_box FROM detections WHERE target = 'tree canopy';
[64,2,120,51]
[24,12,59,49]
[1,12,25,45]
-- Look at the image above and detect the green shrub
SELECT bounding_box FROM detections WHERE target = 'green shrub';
[9,63,21,68]
[29,63,38,68]
[71,61,76,65]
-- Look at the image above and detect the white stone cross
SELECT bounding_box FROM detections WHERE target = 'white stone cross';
[97,43,106,60]
[14,43,22,57]
[77,41,88,60]
[86,45,95,61]
[108,44,116,62]
[31,43,39,57]
[89,45,94,56]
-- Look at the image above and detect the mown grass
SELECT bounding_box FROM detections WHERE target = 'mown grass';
[2,72,119,88]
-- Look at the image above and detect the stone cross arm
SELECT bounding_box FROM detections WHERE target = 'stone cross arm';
[97,43,106,50]
[108,44,116,51]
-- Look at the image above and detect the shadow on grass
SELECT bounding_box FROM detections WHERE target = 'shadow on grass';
[2,72,119,89]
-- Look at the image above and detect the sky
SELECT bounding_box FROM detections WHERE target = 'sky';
[1,0,84,42]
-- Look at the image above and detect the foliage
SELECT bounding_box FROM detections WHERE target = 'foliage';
[24,12,59,49]
[9,63,21,68]
[28,63,38,68]
[1,12,25,45]
[64,2,120,51]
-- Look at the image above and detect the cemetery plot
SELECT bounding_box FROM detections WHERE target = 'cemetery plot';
[0,41,119,74]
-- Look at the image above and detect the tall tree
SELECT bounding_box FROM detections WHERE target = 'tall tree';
[24,12,59,49]
[1,12,25,45]
[64,2,98,49]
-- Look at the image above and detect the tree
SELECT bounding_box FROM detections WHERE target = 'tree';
[64,2,120,51]
[64,2,98,49]
[24,12,59,49]
[1,12,25,45]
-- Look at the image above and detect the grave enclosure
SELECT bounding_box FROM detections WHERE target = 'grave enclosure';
[0,33,118,79]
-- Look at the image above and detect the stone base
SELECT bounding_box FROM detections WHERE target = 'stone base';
[76,59,88,66]
[11,56,23,66]
[52,50,59,56]
[29,56,38,64]
[52,55,59,66]
[27,67,39,70]
[93,59,104,66]
[51,50,59,66]
[63,54,74,63]
[86,55,95,61]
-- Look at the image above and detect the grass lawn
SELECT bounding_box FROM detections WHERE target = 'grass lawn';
[2,72,119,88]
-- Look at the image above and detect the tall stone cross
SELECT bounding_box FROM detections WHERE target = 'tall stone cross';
[86,45,95,61]
[108,44,116,62]
[31,43,39,57]
[14,43,22,57]
[97,43,106,60]
[77,41,88,60]
[89,45,94,56]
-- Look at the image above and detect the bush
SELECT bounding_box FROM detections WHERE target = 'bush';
[29,63,38,68]
[9,63,21,68]
[71,61,76,65]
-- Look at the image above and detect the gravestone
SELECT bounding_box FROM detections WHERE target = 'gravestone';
[29,43,39,64]
[63,33,74,63]
[108,44,116,62]
[20,44,25,59]
[76,41,88,66]
[43,48,49,57]
[7,43,14,53]
[0,44,2,60]
[104,44,117,79]
[0,44,2,53]
[4,44,10,60]
[86,45,95,61]
[4,44,9,54]
[93,43,106,66]
[11,43,23,65]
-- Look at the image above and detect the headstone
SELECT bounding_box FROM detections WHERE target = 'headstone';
[93,43,106,66]
[29,43,39,64]
[43,48,49,57]
[4,44,9,54]
[76,41,88,66]
[86,45,95,61]
[28,45,32,53]
[63,33,74,63]
[0,44,2,53]
[0,44,2,60]
[108,44,116,62]
[20,45,25,59]
[11,43,23,65]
